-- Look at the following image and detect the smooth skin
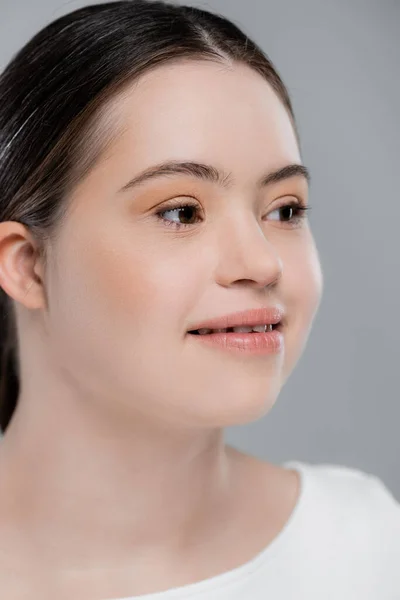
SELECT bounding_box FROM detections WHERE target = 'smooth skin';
[0,59,323,598]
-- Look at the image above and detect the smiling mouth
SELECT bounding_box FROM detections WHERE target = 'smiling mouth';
[188,323,280,335]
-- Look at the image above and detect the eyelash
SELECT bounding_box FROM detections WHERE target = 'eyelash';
[154,199,311,230]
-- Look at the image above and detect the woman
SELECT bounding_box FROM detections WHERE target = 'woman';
[0,1,398,598]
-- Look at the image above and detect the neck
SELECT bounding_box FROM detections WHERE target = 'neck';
[0,391,238,573]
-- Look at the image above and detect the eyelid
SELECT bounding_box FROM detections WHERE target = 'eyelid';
[153,195,200,209]
[157,192,304,206]
[267,194,306,209]
[152,189,307,219]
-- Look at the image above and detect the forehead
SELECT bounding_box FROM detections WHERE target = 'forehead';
[103,59,300,170]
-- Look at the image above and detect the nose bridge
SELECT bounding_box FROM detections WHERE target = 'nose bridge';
[215,209,283,287]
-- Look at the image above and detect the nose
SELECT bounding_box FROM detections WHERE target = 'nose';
[214,213,283,290]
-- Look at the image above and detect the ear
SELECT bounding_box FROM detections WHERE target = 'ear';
[0,221,47,310]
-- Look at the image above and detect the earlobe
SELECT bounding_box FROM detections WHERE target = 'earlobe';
[0,221,46,311]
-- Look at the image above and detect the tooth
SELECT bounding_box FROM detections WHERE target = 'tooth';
[196,325,274,335]
[253,324,268,332]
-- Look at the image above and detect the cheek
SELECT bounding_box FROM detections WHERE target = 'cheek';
[47,224,202,402]
[269,234,322,383]
[282,231,323,314]
[57,221,199,341]
[281,234,323,360]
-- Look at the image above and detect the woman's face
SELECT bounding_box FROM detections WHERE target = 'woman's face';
[47,60,323,429]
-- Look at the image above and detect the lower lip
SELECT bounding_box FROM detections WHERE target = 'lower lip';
[187,328,284,355]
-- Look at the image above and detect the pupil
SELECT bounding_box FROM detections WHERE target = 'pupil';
[179,206,196,224]
[281,206,293,221]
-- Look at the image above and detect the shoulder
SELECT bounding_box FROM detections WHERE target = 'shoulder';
[284,461,400,595]
[297,461,399,512]
[287,460,400,552]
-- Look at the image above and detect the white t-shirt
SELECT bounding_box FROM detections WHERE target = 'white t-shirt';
[113,460,400,600]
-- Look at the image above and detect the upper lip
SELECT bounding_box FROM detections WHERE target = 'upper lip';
[188,307,285,331]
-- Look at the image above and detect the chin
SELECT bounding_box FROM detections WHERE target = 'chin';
[188,391,280,429]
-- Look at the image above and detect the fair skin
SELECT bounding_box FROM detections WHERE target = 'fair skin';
[0,59,322,598]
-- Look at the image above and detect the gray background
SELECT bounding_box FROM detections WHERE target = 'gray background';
[0,0,399,497]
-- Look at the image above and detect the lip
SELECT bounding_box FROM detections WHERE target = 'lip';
[187,306,285,332]
[188,328,284,355]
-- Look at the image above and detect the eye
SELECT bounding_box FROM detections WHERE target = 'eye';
[267,200,310,226]
[154,198,311,230]
[155,200,203,230]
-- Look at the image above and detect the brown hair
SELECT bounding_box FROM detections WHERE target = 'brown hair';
[0,0,299,434]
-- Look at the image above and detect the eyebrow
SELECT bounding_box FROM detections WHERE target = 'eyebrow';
[119,160,310,192]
